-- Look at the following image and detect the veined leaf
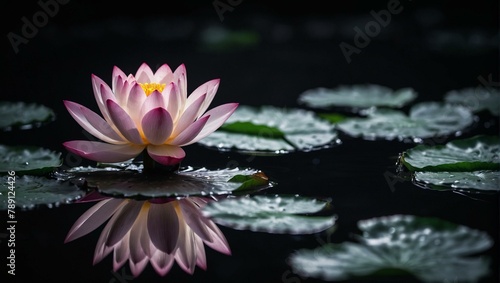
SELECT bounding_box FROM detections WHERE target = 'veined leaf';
[0,101,55,131]
[201,194,336,234]
[0,145,62,175]
[198,105,340,154]
[288,214,493,282]
[401,135,500,171]
[337,102,474,142]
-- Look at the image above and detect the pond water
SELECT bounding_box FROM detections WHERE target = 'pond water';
[2,1,499,282]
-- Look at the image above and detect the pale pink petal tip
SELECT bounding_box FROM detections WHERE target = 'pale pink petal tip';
[150,155,184,166]
[147,145,186,166]
[63,140,144,163]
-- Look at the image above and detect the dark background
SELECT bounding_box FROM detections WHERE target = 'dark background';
[2,1,499,282]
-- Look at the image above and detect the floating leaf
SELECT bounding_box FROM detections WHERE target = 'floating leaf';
[444,87,500,116]
[425,28,499,56]
[220,121,286,138]
[0,175,84,210]
[288,214,493,282]
[62,166,274,198]
[201,194,336,234]
[413,171,500,192]
[336,102,474,142]
[317,113,347,124]
[197,105,340,154]
[199,26,260,52]
[401,135,500,171]
[297,84,417,111]
[0,101,55,131]
[229,172,270,192]
[0,145,62,175]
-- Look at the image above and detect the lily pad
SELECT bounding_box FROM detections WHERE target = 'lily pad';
[197,105,340,154]
[317,113,348,124]
[201,194,337,234]
[413,170,500,192]
[297,84,417,111]
[0,175,84,210]
[199,26,260,52]
[0,145,62,175]
[425,28,499,56]
[401,135,500,172]
[288,214,493,282]
[0,101,55,131]
[62,165,274,198]
[444,87,500,116]
[336,102,474,142]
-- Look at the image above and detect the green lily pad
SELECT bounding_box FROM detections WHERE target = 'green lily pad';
[425,28,499,56]
[199,26,260,52]
[317,113,348,124]
[0,145,62,175]
[0,175,84,210]
[413,171,500,192]
[444,87,500,116]
[219,121,286,138]
[61,165,274,198]
[288,214,493,282]
[0,101,55,131]
[197,105,341,154]
[228,172,271,192]
[336,102,474,142]
[201,194,337,234]
[297,84,417,111]
[401,135,500,171]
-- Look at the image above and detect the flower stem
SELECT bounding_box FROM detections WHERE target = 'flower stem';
[142,151,157,173]
[142,151,180,174]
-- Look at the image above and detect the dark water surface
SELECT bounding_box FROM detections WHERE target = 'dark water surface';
[2,1,499,282]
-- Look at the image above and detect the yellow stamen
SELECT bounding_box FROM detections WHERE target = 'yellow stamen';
[139,83,166,96]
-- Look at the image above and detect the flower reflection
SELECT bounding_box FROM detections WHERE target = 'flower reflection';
[63,62,238,166]
[65,195,231,277]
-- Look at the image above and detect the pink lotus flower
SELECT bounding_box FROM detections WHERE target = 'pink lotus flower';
[65,196,231,277]
[63,63,238,166]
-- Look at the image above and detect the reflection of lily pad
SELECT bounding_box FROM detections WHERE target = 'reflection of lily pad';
[63,166,273,198]
[414,171,500,192]
[444,87,500,116]
[0,145,62,175]
[0,175,84,210]
[201,195,336,234]
[401,135,500,171]
[288,214,493,282]
[0,101,55,131]
[298,84,417,110]
[336,102,474,142]
[197,105,340,154]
